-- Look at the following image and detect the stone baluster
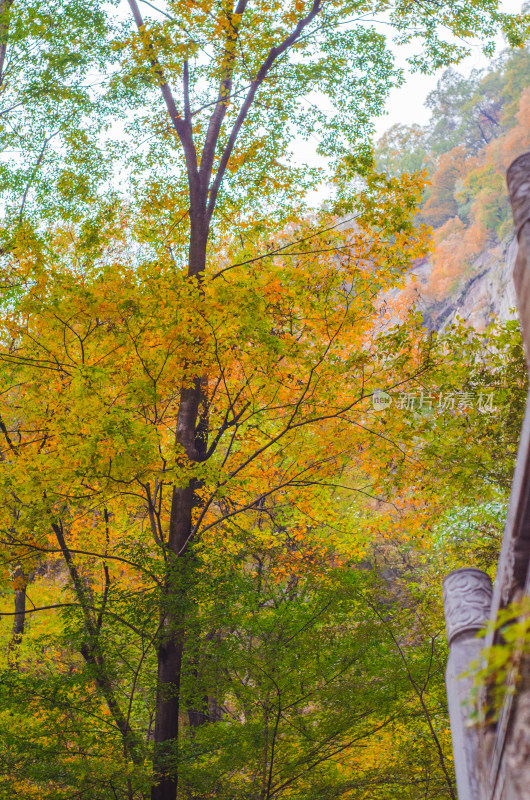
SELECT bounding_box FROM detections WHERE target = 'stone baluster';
[443,568,493,800]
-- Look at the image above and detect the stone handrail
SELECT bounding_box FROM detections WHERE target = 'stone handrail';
[443,152,530,800]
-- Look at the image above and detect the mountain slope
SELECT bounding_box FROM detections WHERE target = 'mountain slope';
[376,47,530,330]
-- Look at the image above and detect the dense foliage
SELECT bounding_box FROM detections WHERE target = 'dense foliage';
[0,2,528,799]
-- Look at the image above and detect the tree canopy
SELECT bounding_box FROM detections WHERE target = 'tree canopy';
[0,2,529,799]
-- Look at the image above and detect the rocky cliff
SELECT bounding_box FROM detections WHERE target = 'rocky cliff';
[375,48,530,335]
[408,236,518,332]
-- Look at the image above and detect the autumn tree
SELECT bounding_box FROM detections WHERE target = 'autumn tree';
[0,171,437,798]
[1,2,529,799]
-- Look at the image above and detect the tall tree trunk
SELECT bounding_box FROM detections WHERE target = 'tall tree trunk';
[7,565,26,670]
[187,632,223,729]
[151,488,201,800]
[151,246,209,800]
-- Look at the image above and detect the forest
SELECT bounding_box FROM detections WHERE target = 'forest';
[0,2,529,799]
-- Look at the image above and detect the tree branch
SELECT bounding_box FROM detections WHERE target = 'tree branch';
[199,0,248,196]
[126,0,200,202]
[207,0,323,220]
[0,0,14,90]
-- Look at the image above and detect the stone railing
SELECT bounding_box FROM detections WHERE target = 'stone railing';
[443,153,530,800]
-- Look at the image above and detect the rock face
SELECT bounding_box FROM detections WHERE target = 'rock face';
[410,236,519,332]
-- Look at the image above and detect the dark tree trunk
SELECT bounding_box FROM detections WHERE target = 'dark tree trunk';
[151,489,204,800]
[7,566,26,670]
[151,218,209,798]
[151,486,194,800]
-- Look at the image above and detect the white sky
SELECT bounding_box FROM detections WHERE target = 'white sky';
[374,0,525,138]
[291,0,525,188]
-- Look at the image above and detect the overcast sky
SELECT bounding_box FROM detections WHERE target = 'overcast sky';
[374,0,525,138]
[291,0,525,190]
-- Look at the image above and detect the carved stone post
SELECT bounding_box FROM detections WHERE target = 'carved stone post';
[507,152,530,370]
[443,568,493,800]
